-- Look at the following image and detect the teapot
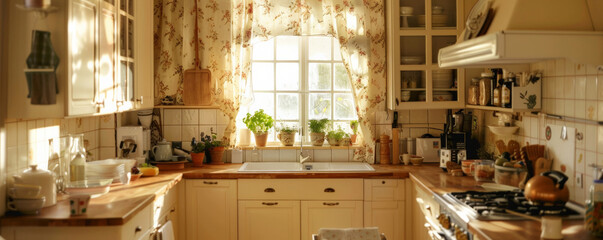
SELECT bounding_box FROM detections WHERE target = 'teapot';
[524,170,569,205]
[152,139,172,161]
[13,165,56,207]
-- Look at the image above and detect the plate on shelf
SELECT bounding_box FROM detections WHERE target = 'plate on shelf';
[401,56,424,64]
[433,92,454,101]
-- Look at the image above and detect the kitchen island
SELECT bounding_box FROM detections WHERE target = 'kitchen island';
[0,163,595,240]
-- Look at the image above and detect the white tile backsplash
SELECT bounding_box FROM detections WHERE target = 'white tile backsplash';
[331,149,348,162]
[163,126,182,142]
[314,149,332,162]
[279,149,297,162]
[409,110,428,123]
[199,109,217,125]
[182,109,199,125]
[182,125,199,143]
[262,150,279,162]
[163,109,182,125]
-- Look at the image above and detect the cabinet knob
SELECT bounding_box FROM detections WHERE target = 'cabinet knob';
[261,202,278,206]
[382,181,386,184]
[135,226,142,233]
[203,181,218,185]
[264,188,275,193]
[323,202,339,206]
[170,207,176,213]
[135,96,144,103]
[324,188,335,193]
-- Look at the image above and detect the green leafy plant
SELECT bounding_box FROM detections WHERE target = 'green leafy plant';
[327,128,347,141]
[193,129,225,150]
[190,141,205,153]
[308,119,329,133]
[242,109,274,134]
[349,120,359,135]
[277,123,298,133]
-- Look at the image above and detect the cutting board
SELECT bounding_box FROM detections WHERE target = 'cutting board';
[183,69,212,106]
[545,125,575,194]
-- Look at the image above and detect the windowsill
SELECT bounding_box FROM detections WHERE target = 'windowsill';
[237,145,362,150]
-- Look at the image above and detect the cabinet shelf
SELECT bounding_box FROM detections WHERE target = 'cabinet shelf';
[400,88,426,91]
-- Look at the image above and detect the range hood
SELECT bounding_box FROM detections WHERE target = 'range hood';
[438,0,603,68]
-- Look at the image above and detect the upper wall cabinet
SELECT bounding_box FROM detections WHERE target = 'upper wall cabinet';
[386,0,468,110]
[5,0,153,120]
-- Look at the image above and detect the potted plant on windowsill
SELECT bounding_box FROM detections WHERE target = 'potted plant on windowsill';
[242,109,274,147]
[326,128,346,146]
[190,140,205,167]
[308,119,329,146]
[200,131,226,165]
[277,124,297,146]
[350,120,359,144]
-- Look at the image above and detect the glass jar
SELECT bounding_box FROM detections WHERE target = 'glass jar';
[48,136,70,193]
[586,164,603,236]
[478,72,493,106]
[467,78,480,105]
[69,134,87,182]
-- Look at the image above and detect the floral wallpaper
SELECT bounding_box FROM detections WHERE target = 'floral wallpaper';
[154,0,386,162]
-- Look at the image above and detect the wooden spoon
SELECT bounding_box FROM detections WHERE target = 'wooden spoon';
[495,140,506,155]
[507,140,520,159]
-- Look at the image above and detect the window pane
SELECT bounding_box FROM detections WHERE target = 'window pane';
[333,39,342,61]
[276,63,299,90]
[309,93,331,119]
[252,38,274,60]
[276,93,299,120]
[333,122,352,133]
[334,93,355,120]
[309,63,331,90]
[252,62,274,91]
[249,93,274,118]
[308,36,332,60]
[334,63,350,90]
[276,36,299,60]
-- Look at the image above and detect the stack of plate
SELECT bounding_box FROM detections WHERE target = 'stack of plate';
[417,15,448,27]
[65,179,113,198]
[401,56,424,65]
[87,159,136,184]
[433,91,454,101]
[433,69,453,89]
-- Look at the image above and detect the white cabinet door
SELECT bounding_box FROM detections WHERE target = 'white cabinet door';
[133,0,153,110]
[300,201,363,240]
[364,201,405,240]
[186,179,237,240]
[68,0,98,116]
[238,200,300,240]
[98,0,117,114]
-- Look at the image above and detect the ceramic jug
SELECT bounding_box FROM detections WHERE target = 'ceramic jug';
[13,165,56,207]
[152,139,172,161]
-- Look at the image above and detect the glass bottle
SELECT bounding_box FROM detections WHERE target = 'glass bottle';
[48,136,70,192]
[502,73,514,108]
[493,80,501,107]
[586,164,603,236]
[467,78,480,105]
[478,72,492,106]
[69,134,87,182]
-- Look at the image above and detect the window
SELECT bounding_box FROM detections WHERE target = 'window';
[237,36,357,144]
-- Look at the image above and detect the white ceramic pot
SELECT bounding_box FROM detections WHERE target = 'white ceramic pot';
[310,132,325,146]
[152,139,172,161]
[277,131,296,146]
[13,165,56,207]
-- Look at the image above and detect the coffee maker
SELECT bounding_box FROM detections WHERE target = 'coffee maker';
[440,110,471,171]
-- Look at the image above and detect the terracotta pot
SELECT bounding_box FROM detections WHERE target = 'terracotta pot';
[277,131,296,146]
[310,132,325,146]
[350,134,357,144]
[191,152,205,167]
[254,132,268,147]
[209,147,225,165]
[327,137,340,146]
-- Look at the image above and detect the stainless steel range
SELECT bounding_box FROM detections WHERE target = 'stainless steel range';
[432,191,584,240]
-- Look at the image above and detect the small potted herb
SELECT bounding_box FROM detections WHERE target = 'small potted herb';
[242,109,274,147]
[199,130,226,164]
[326,127,346,146]
[308,118,329,146]
[349,120,359,144]
[276,124,297,146]
[190,140,205,167]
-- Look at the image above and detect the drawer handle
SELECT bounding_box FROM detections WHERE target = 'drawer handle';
[382,181,386,184]
[135,226,142,233]
[170,207,176,213]
[323,202,339,206]
[264,188,275,193]
[262,202,278,206]
[324,188,335,193]
[203,181,218,185]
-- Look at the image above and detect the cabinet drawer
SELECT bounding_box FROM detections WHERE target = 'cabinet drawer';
[121,203,153,240]
[153,182,179,220]
[238,179,363,200]
[364,179,405,201]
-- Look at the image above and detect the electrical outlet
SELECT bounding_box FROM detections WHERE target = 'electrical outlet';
[576,173,583,189]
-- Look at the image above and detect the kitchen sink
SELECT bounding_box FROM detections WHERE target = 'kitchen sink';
[238,162,375,172]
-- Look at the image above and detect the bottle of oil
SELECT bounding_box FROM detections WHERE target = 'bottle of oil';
[502,73,514,108]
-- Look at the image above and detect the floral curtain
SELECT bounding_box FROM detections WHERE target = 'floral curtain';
[154,0,239,144]
[232,0,386,163]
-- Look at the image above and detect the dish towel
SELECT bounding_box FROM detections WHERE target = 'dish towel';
[318,227,381,240]
[25,30,59,105]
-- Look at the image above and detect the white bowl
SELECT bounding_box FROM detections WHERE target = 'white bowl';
[7,197,45,214]
[432,6,444,14]
[400,6,413,15]
[488,125,519,136]
[432,14,448,26]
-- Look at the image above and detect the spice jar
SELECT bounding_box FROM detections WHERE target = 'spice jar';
[467,77,480,105]
[478,72,493,106]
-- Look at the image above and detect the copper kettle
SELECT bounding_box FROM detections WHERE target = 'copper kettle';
[524,171,569,205]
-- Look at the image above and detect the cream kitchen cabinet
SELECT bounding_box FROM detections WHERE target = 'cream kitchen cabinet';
[363,179,407,240]
[411,178,441,240]
[386,0,467,110]
[238,200,301,240]
[238,179,364,240]
[4,0,152,120]
[186,179,237,240]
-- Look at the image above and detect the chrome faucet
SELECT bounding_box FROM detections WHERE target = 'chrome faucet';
[299,127,311,164]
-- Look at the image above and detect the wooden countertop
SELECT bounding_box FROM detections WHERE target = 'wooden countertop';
[1,163,597,239]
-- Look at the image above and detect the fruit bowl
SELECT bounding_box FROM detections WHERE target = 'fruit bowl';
[410,156,424,165]
[130,172,143,181]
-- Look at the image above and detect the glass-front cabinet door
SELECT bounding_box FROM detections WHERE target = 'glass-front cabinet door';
[387,0,465,110]
[116,0,135,111]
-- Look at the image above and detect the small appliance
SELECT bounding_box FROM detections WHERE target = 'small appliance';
[416,137,441,163]
[116,126,144,160]
[440,110,472,170]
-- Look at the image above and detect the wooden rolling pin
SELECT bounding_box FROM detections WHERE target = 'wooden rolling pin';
[380,135,390,165]
[392,128,400,165]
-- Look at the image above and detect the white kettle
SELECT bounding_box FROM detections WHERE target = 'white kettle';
[152,139,173,161]
[13,165,56,207]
